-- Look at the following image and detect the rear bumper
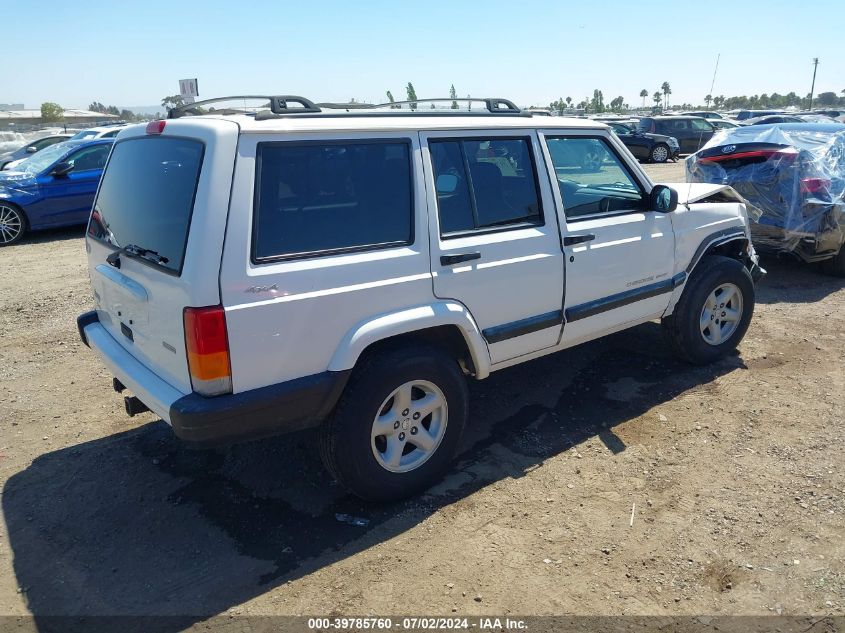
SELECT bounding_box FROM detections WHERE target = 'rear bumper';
[77,311,350,447]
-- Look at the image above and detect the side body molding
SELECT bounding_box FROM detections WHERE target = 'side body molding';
[328,301,492,379]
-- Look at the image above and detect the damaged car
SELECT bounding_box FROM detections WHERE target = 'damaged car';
[686,122,845,276]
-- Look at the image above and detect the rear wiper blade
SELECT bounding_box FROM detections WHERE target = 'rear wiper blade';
[106,244,169,269]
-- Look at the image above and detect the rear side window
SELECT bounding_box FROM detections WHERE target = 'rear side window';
[89,137,203,274]
[253,140,413,261]
[429,137,542,236]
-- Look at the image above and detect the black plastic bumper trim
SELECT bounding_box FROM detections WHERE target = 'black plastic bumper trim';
[482,310,564,344]
[77,310,99,347]
[565,272,686,323]
[169,370,351,447]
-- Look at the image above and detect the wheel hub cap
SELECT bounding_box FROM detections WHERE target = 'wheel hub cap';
[371,380,448,473]
[699,283,743,346]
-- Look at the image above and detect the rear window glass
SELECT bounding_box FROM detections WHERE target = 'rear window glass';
[88,137,203,274]
[429,137,542,235]
[253,141,413,260]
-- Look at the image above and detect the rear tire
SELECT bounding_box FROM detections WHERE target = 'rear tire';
[649,143,670,163]
[0,203,26,246]
[664,256,755,365]
[821,245,845,277]
[319,344,468,502]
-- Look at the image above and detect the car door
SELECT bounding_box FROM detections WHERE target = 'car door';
[420,131,565,365]
[664,119,694,153]
[688,118,715,151]
[33,144,111,226]
[538,130,677,348]
[611,123,647,159]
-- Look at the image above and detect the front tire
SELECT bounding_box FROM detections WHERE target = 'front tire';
[664,256,755,364]
[319,345,469,502]
[649,143,670,163]
[0,203,26,246]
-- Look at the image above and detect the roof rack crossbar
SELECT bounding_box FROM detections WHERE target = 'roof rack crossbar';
[167,95,321,119]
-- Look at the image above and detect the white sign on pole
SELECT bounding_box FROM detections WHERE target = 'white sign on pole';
[179,79,199,104]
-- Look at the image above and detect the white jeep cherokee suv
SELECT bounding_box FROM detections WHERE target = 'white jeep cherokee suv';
[77,96,763,501]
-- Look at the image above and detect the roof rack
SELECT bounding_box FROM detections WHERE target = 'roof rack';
[167,95,527,120]
[168,95,320,119]
[367,97,522,113]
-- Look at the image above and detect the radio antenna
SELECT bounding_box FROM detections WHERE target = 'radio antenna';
[708,53,720,100]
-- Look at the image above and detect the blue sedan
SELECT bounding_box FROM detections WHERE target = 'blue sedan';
[0,138,113,246]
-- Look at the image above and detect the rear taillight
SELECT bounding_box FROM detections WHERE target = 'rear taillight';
[184,306,232,396]
[800,178,831,194]
[699,148,798,164]
[146,120,166,135]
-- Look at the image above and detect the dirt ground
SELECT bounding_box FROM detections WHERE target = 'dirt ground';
[0,160,843,629]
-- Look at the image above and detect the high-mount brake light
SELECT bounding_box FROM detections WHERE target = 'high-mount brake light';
[146,120,166,135]
[184,306,232,396]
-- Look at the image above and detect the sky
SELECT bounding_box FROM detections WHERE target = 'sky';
[3,0,844,111]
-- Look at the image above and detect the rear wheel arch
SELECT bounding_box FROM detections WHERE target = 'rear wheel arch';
[328,303,491,379]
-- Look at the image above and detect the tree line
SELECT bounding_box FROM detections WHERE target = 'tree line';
[546,83,845,114]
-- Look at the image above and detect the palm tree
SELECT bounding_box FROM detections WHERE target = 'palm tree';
[640,89,648,108]
[704,94,713,109]
[652,91,662,110]
[661,82,672,109]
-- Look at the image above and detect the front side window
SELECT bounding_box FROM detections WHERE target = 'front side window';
[690,119,713,131]
[67,144,110,171]
[429,137,542,236]
[545,137,643,220]
[253,140,413,260]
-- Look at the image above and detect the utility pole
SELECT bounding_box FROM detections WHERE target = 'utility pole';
[809,57,819,110]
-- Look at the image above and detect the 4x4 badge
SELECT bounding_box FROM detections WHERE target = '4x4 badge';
[245,284,278,294]
[722,145,736,154]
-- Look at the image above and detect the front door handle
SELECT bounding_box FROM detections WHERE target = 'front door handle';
[440,252,481,266]
[563,233,596,246]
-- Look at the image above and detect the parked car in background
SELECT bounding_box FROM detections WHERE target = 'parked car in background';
[69,125,128,140]
[0,134,72,170]
[709,119,741,130]
[637,116,714,153]
[605,121,679,162]
[682,111,725,120]
[686,122,845,276]
[735,110,786,121]
[0,139,113,245]
[742,115,803,126]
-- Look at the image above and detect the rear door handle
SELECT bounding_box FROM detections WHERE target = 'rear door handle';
[440,252,481,266]
[563,233,596,246]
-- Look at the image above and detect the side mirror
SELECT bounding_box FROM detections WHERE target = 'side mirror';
[650,184,678,213]
[51,161,73,177]
[26,146,38,153]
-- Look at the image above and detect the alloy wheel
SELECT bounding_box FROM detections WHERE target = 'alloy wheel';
[699,283,743,346]
[0,205,23,245]
[371,380,448,473]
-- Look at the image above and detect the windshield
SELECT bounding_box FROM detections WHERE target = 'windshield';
[70,130,99,140]
[88,137,204,274]
[12,141,73,174]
